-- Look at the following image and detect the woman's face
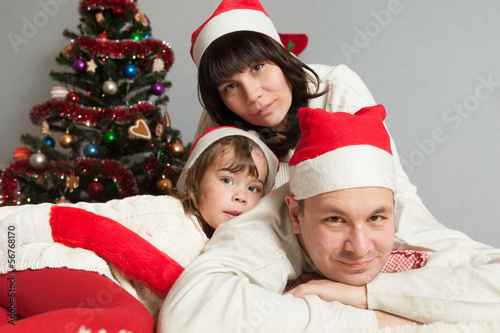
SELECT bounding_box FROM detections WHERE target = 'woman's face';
[217,62,292,129]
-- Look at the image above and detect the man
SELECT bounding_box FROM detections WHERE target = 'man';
[159,105,500,332]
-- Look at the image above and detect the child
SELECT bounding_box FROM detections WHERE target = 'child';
[177,126,277,238]
[0,126,278,333]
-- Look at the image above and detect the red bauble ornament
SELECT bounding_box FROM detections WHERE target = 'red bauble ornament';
[112,7,123,16]
[65,92,80,104]
[87,180,104,197]
[97,33,108,41]
[13,146,32,160]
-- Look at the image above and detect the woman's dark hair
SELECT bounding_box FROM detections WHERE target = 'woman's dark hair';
[198,31,326,159]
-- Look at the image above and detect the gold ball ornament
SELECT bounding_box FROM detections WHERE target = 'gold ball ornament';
[62,45,73,59]
[56,196,72,204]
[155,177,172,195]
[59,130,76,148]
[169,140,184,158]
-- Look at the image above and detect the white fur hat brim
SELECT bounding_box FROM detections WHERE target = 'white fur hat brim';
[190,1,282,67]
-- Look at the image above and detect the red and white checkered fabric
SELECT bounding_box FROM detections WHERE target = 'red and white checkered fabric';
[380,250,428,273]
[284,250,428,292]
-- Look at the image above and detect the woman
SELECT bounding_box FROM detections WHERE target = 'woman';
[191,0,421,206]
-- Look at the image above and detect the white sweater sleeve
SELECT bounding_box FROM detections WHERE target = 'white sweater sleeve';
[367,196,500,324]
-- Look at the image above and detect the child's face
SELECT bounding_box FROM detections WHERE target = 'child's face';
[286,187,394,286]
[197,149,268,230]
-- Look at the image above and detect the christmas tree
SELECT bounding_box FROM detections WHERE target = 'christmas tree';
[1,0,189,206]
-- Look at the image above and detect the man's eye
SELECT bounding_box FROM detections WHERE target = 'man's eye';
[369,215,383,222]
[327,216,344,223]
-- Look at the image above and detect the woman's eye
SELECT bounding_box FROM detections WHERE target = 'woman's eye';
[221,177,233,185]
[224,83,236,93]
[253,63,264,73]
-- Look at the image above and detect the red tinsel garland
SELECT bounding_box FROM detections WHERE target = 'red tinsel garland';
[144,156,157,173]
[30,99,159,126]
[69,36,174,72]
[1,159,138,206]
[79,0,139,14]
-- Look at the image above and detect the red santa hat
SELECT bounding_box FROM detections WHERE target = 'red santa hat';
[177,126,279,194]
[190,0,282,67]
[289,105,396,200]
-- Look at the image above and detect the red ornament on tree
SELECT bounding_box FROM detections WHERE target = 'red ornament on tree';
[112,7,123,16]
[13,146,32,160]
[97,33,108,41]
[88,180,104,198]
[65,92,80,104]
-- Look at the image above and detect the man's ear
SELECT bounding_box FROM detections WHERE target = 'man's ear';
[285,194,301,235]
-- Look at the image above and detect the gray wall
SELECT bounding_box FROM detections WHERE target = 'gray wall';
[1,1,499,247]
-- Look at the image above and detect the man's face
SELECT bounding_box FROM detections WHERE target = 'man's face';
[285,187,394,286]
